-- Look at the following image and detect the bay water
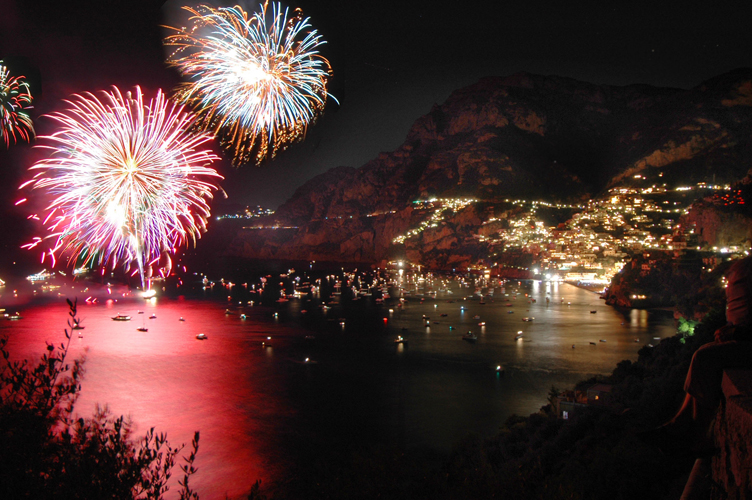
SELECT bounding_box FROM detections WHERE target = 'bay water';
[0,277,675,498]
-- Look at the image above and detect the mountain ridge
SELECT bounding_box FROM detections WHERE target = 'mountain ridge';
[227,68,752,266]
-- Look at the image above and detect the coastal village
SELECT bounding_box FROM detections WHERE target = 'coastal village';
[220,172,749,299]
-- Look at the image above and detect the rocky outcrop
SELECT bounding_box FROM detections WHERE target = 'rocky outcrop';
[713,369,752,499]
[681,179,752,249]
[229,69,752,267]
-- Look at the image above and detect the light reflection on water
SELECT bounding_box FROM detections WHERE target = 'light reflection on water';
[1,281,676,499]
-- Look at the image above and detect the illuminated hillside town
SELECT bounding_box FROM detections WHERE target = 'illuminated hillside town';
[383,175,747,289]
[200,176,751,298]
[216,205,276,220]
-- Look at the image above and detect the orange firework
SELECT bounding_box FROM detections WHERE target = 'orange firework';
[164,2,336,166]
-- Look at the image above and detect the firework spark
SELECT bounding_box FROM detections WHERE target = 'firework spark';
[0,61,35,147]
[164,2,335,166]
[20,86,223,288]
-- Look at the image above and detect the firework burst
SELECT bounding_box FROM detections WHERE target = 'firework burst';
[20,86,223,288]
[164,2,335,166]
[0,61,35,147]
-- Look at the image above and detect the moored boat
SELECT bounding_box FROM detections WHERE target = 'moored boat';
[462,331,477,342]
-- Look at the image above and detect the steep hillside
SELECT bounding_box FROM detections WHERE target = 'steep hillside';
[228,69,752,266]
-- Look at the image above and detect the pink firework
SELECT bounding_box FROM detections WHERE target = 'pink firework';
[20,86,223,288]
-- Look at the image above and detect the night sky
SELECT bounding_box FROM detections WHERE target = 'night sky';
[1,0,750,211]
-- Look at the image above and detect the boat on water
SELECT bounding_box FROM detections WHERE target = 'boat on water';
[515,331,524,340]
[72,324,85,330]
[149,314,157,319]
[112,314,131,321]
[137,327,148,332]
[196,333,207,340]
[179,317,185,321]
[394,336,408,344]
[522,317,534,322]
[590,310,597,314]
[462,331,478,342]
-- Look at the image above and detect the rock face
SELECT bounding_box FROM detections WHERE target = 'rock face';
[229,69,752,267]
[680,178,752,249]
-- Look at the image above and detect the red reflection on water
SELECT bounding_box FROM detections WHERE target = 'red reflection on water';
[1,297,292,500]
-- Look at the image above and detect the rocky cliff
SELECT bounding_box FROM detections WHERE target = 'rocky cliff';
[228,69,752,267]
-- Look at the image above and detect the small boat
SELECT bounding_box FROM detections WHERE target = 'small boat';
[590,310,597,314]
[72,323,85,330]
[179,317,185,322]
[478,321,486,326]
[590,342,597,345]
[196,333,207,340]
[137,311,144,314]
[599,339,607,343]
[440,313,448,317]
[515,331,523,340]
[149,314,157,319]
[137,327,148,332]
[462,331,477,342]
[522,317,534,322]
[394,336,408,344]
[473,315,481,320]
[112,314,131,321]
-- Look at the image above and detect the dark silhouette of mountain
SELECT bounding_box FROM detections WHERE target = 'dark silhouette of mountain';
[228,69,752,266]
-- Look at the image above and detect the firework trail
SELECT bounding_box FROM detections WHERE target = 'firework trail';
[19,86,223,289]
[164,2,336,166]
[0,61,35,147]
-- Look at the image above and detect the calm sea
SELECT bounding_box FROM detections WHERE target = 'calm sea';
[0,276,675,499]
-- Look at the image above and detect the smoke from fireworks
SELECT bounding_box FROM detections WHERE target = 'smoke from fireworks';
[19,86,223,288]
[164,2,335,166]
[0,61,35,148]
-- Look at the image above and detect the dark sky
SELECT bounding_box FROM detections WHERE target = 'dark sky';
[1,0,751,211]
